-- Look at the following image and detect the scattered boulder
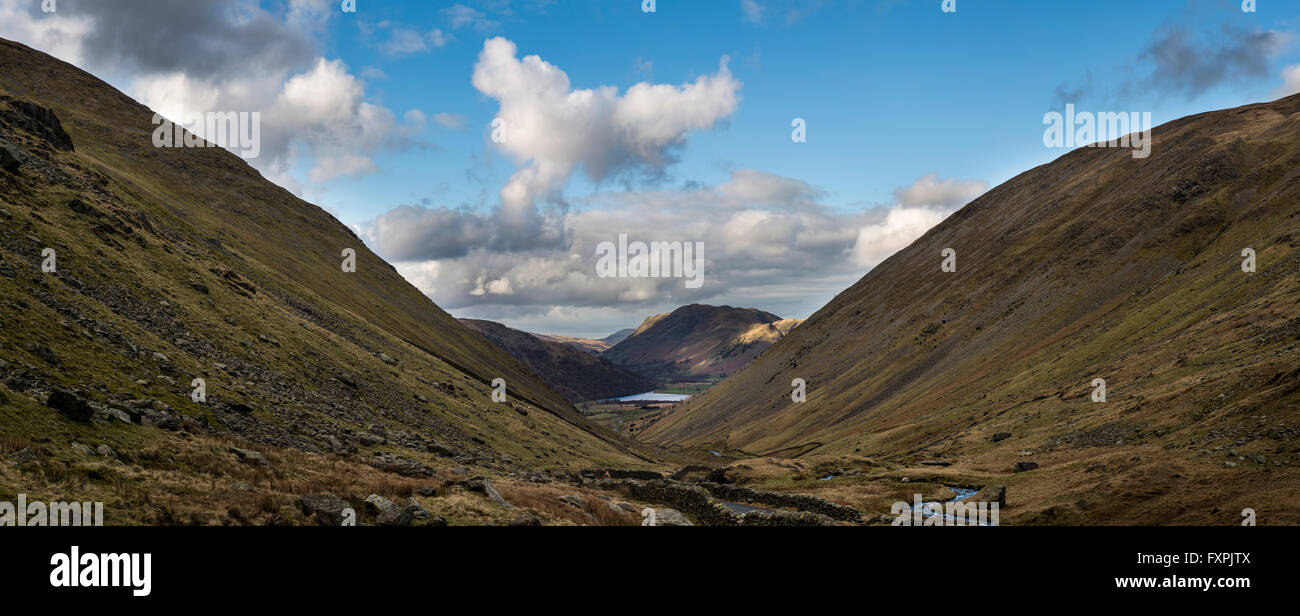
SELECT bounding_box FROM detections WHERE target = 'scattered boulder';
[10,447,39,467]
[991,432,1012,442]
[405,497,432,521]
[976,484,1007,507]
[96,444,117,459]
[460,476,512,509]
[1013,461,1039,473]
[67,198,101,217]
[47,388,94,422]
[0,140,23,172]
[299,494,351,526]
[371,452,436,478]
[509,512,543,526]
[365,494,415,526]
[70,442,95,456]
[425,442,459,458]
[229,447,269,466]
[558,494,585,509]
[102,407,132,424]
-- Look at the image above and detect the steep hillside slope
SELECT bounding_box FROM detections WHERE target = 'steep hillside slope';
[603,304,795,381]
[460,319,655,402]
[0,38,654,523]
[640,96,1300,523]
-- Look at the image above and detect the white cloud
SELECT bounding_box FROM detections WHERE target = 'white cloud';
[378,27,452,56]
[892,173,988,208]
[741,0,765,24]
[851,174,986,267]
[0,0,425,191]
[433,112,467,130]
[849,207,947,268]
[443,4,499,31]
[372,170,983,334]
[1274,64,1300,99]
[0,1,93,66]
[472,36,742,220]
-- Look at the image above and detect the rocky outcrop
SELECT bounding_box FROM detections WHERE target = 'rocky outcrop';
[0,95,75,151]
[0,139,22,172]
[46,388,94,422]
[299,494,351,526]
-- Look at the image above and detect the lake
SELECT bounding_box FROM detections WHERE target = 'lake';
[608,391,692,402]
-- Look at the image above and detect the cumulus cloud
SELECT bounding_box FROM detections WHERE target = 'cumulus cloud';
[851,174,986,267]
[369,170,983,334]
[892,173,988,208]
[472,36,742,220]
[0,0,426,190]
[1274,64,1300,99]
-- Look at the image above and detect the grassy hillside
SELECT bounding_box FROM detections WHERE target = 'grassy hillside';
[0,38,658,524]
[639,95,1300,524]
[602,304,796,381]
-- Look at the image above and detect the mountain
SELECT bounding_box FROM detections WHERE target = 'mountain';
[0,38,654,524]
[533,328,634,354]
[601,328,636,347]
[602,304,799,381]
[638,95,1300,523]
[460,319,655,402]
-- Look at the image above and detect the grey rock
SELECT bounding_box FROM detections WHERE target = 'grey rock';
[47,388,95,422]
[11,447,39,466]
[229,447,269,466]
[299,494,351,526]
[1013,461,1039,473]
[405,497,432,520]
[365,494,414,526]
[558,494,585,509]
[70,442,95,456]
[509,512,543,526]
[977,484,1007,507]
[96,444,117,458]
[991,432,1012,442]
[0,140,23,172]
[462,476,512,509]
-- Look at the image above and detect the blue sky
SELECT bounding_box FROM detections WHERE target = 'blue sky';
[5,0,1299,336]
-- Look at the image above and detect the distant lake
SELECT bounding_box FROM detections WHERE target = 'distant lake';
[608,391,691,402]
